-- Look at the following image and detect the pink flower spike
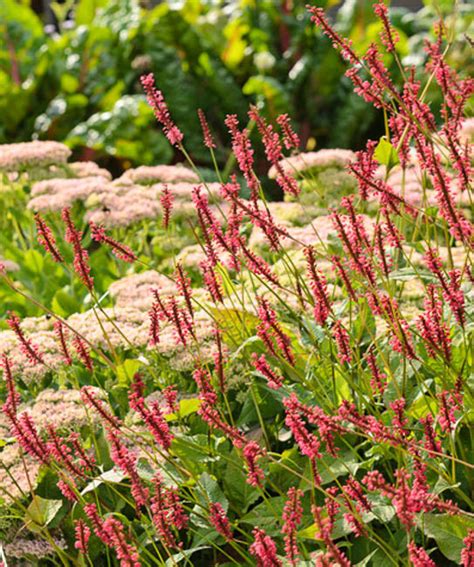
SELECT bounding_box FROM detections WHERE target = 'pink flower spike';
[250,528,282,567]
[54,321,72,366]
[461,530,474,567]
[62,208,94,290]
[74,519,91,554]
[198,108,216,149]
[141,73,183,146]
[407,542,436,567]
[160,186,174,229]
[282,487,303,566]
[252,353,283,389]
[332,320,352,364]
[1,355,20,414]
[373,2,399,52]
[209,502,233,540]
[72,335,93,372]
[90,222,136,263]
[35,213,63,262]
[276,114,300,150]
[243,441,265,487]
[6,311,44,366]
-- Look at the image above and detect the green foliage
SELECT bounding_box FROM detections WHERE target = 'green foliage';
[0,2,472,566]
[2,0,468,166]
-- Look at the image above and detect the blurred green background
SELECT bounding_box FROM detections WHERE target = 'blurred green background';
[1,0,472,174]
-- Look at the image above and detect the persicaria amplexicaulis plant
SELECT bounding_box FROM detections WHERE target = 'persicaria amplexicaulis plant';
[0,2,472,566]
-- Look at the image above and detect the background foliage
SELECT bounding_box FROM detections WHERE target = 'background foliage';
[2,0,472,172]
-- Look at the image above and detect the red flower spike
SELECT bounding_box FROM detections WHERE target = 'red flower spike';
[6,311,44,366]
[461,530,474,567]
[53,321,72,366]
[72,335,93,372]
[225,114,259,200]
[252,353,283,390]
[304,246,331,326]
[57,478,78,502]
[250,528,282,567]
[107,428,149,512]
[282,487,303,566]
[332,320,352,364]
[81,386,122,429]
[35,213,63,262]
[243,441,265,487]
[209,502,233,541]
[129,374,173,450]
[74,519,91,554]
[160,186,174,229]
[90,222,136,263]
[374,2,400,52]
[1,355,20,414]
[141,73,183,146]
[198,108,216,149]
[407,542,436,567]
[276,113,300,151]
[62,208,94,290]
[175,262,194,318]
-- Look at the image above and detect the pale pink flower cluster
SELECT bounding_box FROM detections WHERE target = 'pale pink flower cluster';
[21,151,223,227]
[0,327,64,382]
[0,444,41,502]
[0,256,19,272]
[0,141,71,172]
[118,164,199,184]
[268,149,355,179]
[0,267,220,382]
[160,181,221,201]
[28,176,109,213]
[68,161,112,180]
[4,536,66,559]
[0,309,146,380]
[26,388,98,430]
[85,183,162,227]
[108,271,218,366]
[67,307,150,348]
[459,117,474,144]
[109,270,179,311]
[86,182,223,227]
[150,311,219,371]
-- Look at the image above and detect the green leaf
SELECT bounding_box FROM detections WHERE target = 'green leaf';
[81,468,125,495]
[190,473,229,529]
[420,513,474,563]
[25,496,62,533]
[75,0,108,25]
[166,398,202,421]
[116,359,142,387]
[209,307,259,345]
[243,75,291,116]
[23,249,44,274]
[374,137,400,170]
[355,550,378,566]
[300,450,362,488]
[197,472,228,509]
[240,496,286,535]
[165,546,210,566]
[223,450,260,512]
[389,268,436,283]
[51,289,80,317]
